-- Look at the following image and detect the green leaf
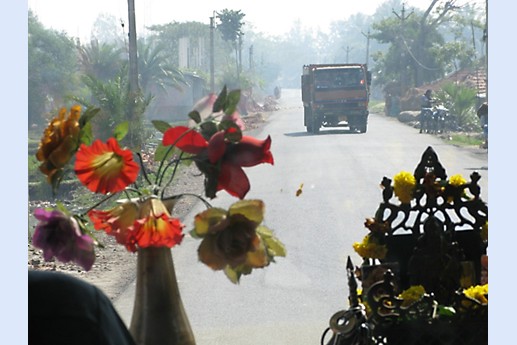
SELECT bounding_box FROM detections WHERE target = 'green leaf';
[213,85,228,112]
[154,143,177,162]
[224,266,240,284]
[113,121,129,141]
[224,89,241,115]
[258,226,287,257]
[437,305,456,317]
[79,122,94,145]
[79,107,100,128]
[152,120,172,134]
[188,111,202,124]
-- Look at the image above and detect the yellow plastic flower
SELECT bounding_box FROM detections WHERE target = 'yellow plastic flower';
[398,285,426,307]
[449,174,467,186]
[353,234,387,259]
[36,105,81,183]
[393,171,416,204]
[464,284,488,305]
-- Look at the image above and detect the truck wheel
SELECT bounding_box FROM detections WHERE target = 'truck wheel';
[358,117,368,133]
[312,117,320,134]
[304,106,313,133]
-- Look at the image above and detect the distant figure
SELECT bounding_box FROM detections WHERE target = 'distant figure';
[29,271,136,345]
[420,89,434,133]
[477,102,488,149]
[274,86,281,99]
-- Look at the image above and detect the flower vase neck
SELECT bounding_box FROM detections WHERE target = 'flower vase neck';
[129,247,196,345]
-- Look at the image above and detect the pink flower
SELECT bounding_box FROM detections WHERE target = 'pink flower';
[32,208,95,271]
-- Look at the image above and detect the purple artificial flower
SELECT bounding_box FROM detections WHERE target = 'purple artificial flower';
[32,208,95,271]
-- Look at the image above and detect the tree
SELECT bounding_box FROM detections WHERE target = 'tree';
[77,39,124,82]
[28,10,80,127]
[216,9,246,84]
[370,0,473,96]
[136,39,187,94]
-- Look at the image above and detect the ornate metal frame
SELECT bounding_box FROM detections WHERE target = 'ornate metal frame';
[322,146,488,345]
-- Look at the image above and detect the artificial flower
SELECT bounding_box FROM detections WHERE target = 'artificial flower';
[74,138,140,194]
[463,284,488,305]
[364,217,390,233]
[193,200,284,282]
[32,208,95,271]
[163,127,274,199]
[130,198,184,249]
[36,105,81,183]
[353,234,387,260]
[88,201,140,250]
[449,174,467,187]
[393,171,416,204]
[398,285,426,307]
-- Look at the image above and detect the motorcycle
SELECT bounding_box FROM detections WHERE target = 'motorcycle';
[420,103,450,134]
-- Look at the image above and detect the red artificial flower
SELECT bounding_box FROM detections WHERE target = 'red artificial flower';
[162,127,274,199]
[130,198,185,249]
[74,138,140,194]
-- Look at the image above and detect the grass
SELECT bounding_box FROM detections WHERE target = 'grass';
[443,133,484,147]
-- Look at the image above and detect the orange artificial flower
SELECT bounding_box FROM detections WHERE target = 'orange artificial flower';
[130,198,184,249]
[88,201,140,251]
[36,105,81,182]
[74,138,139,194]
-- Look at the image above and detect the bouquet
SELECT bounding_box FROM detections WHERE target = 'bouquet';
[31,86,286,283]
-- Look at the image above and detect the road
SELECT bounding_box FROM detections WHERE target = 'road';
[114,89,488,345]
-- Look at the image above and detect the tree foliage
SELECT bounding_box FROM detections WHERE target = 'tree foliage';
[28,10,80,127]
[370,0,480,96]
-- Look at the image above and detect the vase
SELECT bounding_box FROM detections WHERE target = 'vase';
[129,246,196,345]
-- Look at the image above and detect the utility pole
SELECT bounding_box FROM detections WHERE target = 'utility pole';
[343,46,352,63]
[361,29,371,66]
[209,13,215,93]
[127,0,140,148]
[249,44,254,71]
[392,3,413,97]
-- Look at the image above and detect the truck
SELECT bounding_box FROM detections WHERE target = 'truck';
[301,63,371,133]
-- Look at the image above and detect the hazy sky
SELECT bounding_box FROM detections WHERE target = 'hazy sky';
[27,0,484,39]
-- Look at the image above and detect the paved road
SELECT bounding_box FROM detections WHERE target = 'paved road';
[114,89,488,345]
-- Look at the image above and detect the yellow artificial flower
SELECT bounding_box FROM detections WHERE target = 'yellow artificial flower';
[393,171,416,204]
[353,234,387,260]
[464,284,488,305]
[449,174,467,186]
[36,105,81,182]
[398,285,426,307]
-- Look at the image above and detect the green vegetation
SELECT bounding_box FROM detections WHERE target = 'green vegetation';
[445,133,484,147]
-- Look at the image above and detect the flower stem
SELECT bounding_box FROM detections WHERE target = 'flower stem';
[136,152,153,186]
[159,152,185,192]
[80,192,119,215]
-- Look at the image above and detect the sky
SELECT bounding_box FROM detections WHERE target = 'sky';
[27,0,485,39]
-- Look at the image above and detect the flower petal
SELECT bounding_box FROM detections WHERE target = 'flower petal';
[207,131,226,164]
[226,135,274,167]
[74,138,139,194]
[228,200,265,224]
[217,162,250,199]
[193,207,228,236]
[162,126,208,154]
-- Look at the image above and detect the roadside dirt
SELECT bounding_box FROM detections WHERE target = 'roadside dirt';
[27,111,270,301]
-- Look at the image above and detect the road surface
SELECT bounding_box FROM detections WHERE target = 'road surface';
[114,89,488,345]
